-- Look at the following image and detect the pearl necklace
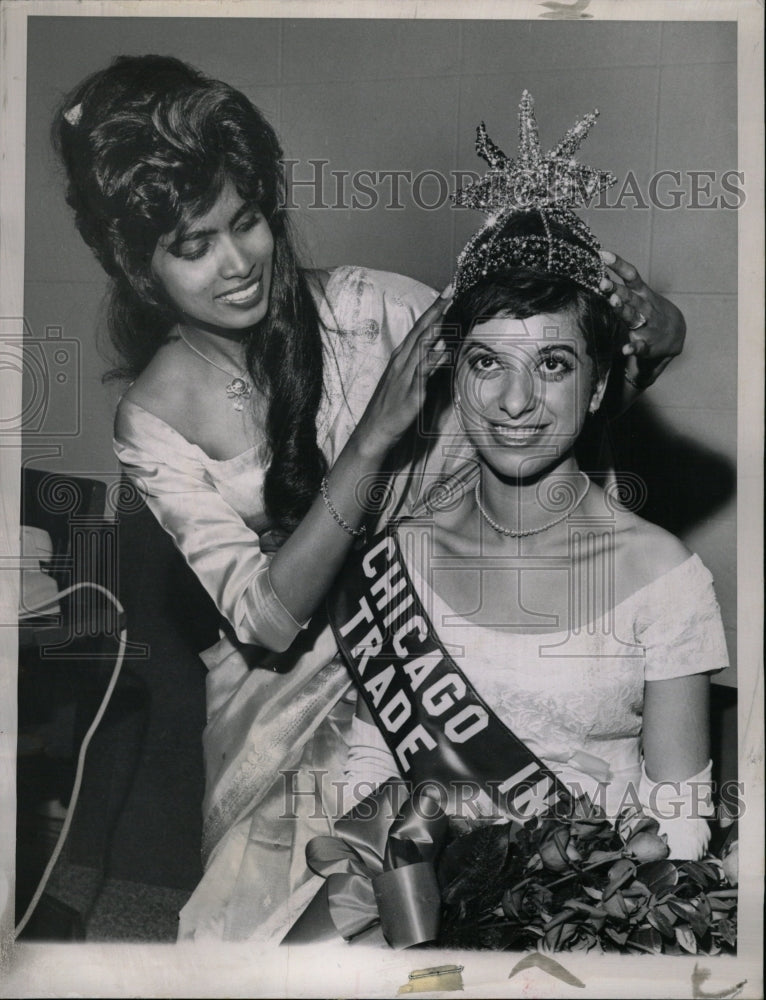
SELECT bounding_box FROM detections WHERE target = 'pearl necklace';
[177,327,253,412]
[474,472,590,538]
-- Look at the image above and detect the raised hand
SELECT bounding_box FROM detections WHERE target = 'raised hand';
[266,283,454,627]
[599,249,686,362]
[353,284,454,458]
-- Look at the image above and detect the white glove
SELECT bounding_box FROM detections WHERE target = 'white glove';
[638,759,714,860]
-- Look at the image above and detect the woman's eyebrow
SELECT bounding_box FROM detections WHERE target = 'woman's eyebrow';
[169,203,257,247]
[229,201,257,226]
[538,342,580,357]
[463,339,496,354]
[171,225,216,246]
[464,339,580,357]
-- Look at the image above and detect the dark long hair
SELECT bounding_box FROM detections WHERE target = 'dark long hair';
[52,54,325,531]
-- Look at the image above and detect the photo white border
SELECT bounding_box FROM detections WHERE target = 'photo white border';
[0,1,762,996]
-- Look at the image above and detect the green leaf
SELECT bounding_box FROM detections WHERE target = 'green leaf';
[501,887,524,921]
[635,860,679,895]
[605,926,629,947]
[586,849,624,866]
[543,922,564,950]
[622,879,651,899]
[628,901,651,926]
[602,859,636,901]
[628,927,663,954]
[602,892,630,920]
[667,898,709,937]
[675,923,698,954]
[655,901,678,926]
[608,858,636,880]
[543,907,580,932]
[715,916,737,947]
[694,894,713,923]
[570,933,599,953]
[646,906,676,939]
[709,896,737,913]
[563,899,607,919]
[679,860,720,890]
[558,922,579,947]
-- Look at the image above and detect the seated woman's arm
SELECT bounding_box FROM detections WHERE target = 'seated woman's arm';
[634,547,729,859]
[640,674,714,860]
[643,673,710,782]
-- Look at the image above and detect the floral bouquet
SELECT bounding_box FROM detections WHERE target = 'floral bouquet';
[435,797,738,955]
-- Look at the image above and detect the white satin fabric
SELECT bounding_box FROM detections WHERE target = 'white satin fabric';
[113,267,472,940]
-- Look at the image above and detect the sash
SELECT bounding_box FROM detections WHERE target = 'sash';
[328,524,573,822]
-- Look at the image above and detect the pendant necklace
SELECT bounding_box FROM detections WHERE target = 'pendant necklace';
[177,326,253,412]
[475,471,590,538]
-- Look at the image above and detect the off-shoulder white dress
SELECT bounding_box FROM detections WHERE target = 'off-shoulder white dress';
[346,544,729,819]
[113,267,467,940]
[257,536,730,946]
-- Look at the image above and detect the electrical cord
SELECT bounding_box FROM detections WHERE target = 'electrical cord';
[14,581,126,940]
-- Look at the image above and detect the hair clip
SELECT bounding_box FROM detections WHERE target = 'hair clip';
[63,103,83,127]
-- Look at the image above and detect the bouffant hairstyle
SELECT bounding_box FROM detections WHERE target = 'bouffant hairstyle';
[53,55,325,532]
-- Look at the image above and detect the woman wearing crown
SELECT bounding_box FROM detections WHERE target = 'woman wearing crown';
[259,92,728,949]
[332,93,727,863]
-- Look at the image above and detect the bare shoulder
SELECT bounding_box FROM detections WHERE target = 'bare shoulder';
[116,337,193,433]
[610,501,693,593]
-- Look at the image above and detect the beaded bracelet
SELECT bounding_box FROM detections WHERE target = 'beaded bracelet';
[320,476,367,544]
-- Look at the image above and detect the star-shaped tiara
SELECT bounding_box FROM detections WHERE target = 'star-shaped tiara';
[453,91,618,297]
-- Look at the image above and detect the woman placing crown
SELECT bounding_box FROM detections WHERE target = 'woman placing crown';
[53,59,692,942]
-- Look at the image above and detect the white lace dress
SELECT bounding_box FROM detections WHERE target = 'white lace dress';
[346,550,729,818]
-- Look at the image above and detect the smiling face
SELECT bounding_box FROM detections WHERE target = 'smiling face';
[454,310,606,481]
[151,178,274,336]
